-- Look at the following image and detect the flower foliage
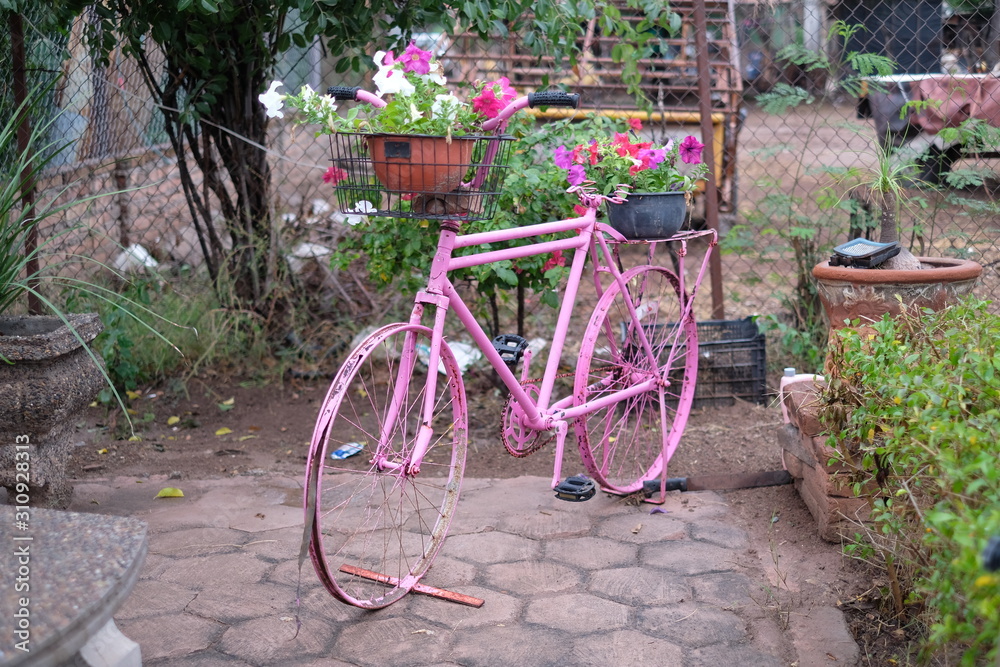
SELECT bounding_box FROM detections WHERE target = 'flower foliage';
[260,43,516,137]
[552,123,709,197]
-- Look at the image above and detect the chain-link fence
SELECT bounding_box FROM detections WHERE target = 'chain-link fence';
[4,1,999,352]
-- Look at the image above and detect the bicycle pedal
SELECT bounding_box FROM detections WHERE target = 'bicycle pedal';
[492,334,529,368]
[554,475,597,502]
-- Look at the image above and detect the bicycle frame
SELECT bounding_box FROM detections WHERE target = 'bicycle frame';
[399,205,717,488]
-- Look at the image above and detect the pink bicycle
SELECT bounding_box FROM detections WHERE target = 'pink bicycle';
[304,87,717,609]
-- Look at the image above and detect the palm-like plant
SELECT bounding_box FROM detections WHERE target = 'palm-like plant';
[857,137,923,271]
[0,85,180,433]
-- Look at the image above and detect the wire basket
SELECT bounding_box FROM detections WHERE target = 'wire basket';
[328,132,514,222]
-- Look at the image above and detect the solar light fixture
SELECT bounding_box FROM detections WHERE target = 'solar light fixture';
[829,238,901,268]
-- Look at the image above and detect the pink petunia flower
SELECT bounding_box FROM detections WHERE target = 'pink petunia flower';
[401,43,433,75]
[679,136,705,164]
[612,133,651,158]
[323,166,348,185]
[573,204,589,217]
[567,165,587,186]
[543,250,566,272]
[553,145,573,169]
[571,144,590,164]
[636,147,666,172]
[628,118,643,131]
[472,77,517,119]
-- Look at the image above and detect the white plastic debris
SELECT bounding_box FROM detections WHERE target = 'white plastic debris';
[527,338,548,353]
[285,242,332,274]
[311,199,332,216]
[111,244,159,273]
[416,341,482,375]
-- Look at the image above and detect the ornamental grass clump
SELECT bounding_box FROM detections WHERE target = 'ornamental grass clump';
[551,121,709,199]
[821,298,1000,662]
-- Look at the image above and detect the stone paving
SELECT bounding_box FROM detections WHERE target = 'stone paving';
[65,473,859,666]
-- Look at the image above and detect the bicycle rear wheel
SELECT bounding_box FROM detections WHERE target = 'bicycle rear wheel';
[304,323,468,608]
[573,265,697,494]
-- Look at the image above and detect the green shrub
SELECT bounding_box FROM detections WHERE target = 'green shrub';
[822,298,1000,663]
[64,272,274,401]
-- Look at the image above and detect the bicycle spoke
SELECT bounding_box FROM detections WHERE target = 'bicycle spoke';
[574,266,697,493]
[305,324,467,608]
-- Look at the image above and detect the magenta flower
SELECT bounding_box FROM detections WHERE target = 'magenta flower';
[323,166,348,185]
[679,136,705,164]
[553,145,573,169]
[566,165,587,186]
[401,43,433,75]
[638,147,666,167]
[472,77,517,119]
[542,250,566,272]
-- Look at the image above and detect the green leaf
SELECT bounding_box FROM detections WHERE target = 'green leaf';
[155,487,184,498]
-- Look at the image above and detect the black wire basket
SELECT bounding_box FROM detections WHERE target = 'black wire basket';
[327,132,514,222]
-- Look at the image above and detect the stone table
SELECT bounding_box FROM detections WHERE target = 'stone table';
[0,506,146,666]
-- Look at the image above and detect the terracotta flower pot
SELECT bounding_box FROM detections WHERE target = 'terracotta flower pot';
[367,134,475,194]
[812,257,982,330]
[605,191,687,240]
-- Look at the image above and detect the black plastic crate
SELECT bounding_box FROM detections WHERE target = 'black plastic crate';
[619,317,767,408]
[693,317,767,407]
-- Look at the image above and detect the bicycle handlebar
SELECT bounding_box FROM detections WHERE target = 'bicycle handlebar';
[527,91,581,109]
[327,86,362,101]
[323,86,580,133]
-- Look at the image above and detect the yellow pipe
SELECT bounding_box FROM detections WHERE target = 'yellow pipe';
[529,108,725,124]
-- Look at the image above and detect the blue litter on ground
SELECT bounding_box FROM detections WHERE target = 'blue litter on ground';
[330,442,363,460]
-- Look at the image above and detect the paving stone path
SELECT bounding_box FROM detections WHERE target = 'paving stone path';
[66,473,858,666]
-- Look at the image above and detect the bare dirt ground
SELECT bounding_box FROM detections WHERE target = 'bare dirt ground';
[66,369,909,665]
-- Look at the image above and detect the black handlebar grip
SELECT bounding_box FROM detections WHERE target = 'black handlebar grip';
[528,92,581,109]
[326,86,362,101]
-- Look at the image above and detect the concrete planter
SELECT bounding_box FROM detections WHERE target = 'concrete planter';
[0,313,105,508]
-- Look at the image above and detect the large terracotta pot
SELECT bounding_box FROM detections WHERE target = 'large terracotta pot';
[813,257,982,330]
[367,134,475,194]
[0,313,105,508]
[605,191,688,240]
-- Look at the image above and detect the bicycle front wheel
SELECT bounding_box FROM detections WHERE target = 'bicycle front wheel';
[304,323,468,609]
[573,265,697,494]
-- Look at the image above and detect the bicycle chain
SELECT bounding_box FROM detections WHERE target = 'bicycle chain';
[498,366,617,459]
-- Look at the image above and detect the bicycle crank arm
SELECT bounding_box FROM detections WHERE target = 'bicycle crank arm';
[643,469,793,494]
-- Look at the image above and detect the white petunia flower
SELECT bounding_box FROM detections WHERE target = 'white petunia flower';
[431,94,463,121]
[425,62,446,86]
[406,102,423,124]
[373,65,415,97]
[350,200,376,214]
[298,83,317,104]
[259,80,285,118]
